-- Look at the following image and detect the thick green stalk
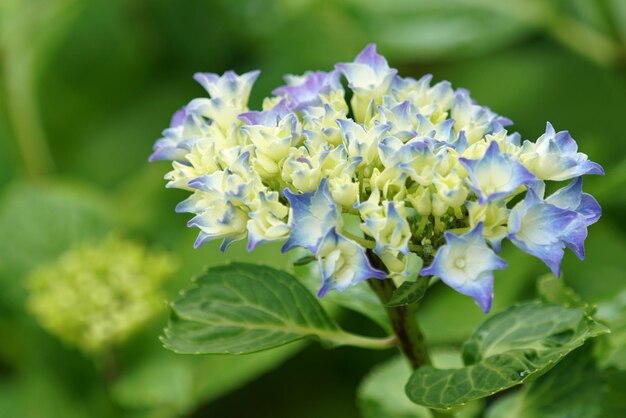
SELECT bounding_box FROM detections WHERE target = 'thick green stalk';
[366,250,431,369]
[367,250,454,417]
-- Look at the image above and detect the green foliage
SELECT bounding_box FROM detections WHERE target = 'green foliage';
[322,281,392,332]
[358,356,431,418]
[295,263,391,332]
[111,340,303,416]
[595,289,626,371]
[405,302,608,409]
[0,182,112,310]
[537,274,588,309]
[2,0,626,416]
[0,182,112,277]
[27,235,176,354]
[162,263,338,354]
[485,346,626,418]
[343,0,542,60]
[163,263,391,354]
[0,368,111,418]
[358,352,484,418]
[386,279,429,308]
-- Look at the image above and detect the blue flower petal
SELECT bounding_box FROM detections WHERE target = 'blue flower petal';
[193,70,260,109]
[273,71,342,111]
[508,188,581,276]
[316,227,386,297]
[546,177,601,226]
[459,141,535,204]
[542,177,601,260]
[282,178,340,253]
[238,100,291,127]
[523,122,605,181]
[420,223,507,312]
[335,44,397,92]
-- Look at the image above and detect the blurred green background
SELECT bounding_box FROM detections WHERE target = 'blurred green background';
[1,0,626,417]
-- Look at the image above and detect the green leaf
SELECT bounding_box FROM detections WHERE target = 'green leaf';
[358,352,484,418]
[162,263,392,354]
[511,346,603,418]
[405,302,608,410]
[294,263,391,332]
[358,356,431,418]
[293,255,316,266]
[537,274,595,315]
[345,0,546,60]
[595,289,626,370]
[386,279,428,308]
[510,346,604,418]
[322,281,391,332]
[486,345,626,418]
[0,181,112,311]
[608,0,626,43]
[0,181,112,277]
[112,340,303,415]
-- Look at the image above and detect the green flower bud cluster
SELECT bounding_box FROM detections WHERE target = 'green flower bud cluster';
[27,236,176,354]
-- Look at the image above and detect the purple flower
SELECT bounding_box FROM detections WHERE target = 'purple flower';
[282,178,341,253]
[507,187,583,277]
[521,122,604,181]
[335,44,398,93]
[149,112,206,162]
[421,223,507,312]
[316,227,386,297]
[238,100,291,127]
[460,141,535,204]
[544,177,601,259]
[193,70,260,110]
[273,71,342,111]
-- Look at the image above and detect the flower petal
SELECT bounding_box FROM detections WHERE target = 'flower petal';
[316,227,386,297]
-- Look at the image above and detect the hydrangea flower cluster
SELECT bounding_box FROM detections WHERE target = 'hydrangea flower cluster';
[151,44,602,312]
[28,236,176,353]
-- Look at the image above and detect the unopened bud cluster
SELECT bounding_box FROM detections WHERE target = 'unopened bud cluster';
[28,236,175,353]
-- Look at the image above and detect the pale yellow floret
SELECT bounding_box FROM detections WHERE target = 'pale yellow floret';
[247,192,290,242]
[391,78,454,123]
[406,185,432,217]
[165,161,202,191]
[252,152,281,179]
[461,132,522,160]
[186,141,221,174]
[262,96,284,111]
[379,249,408,277]
[318,90,350,115]
[328,174,359,207]
[242,124,297,161]
[467,200,509,245]
[369,167,407,200]
[404,153,437,187]
[303,105,345,147]
[281,147,323,192]
[433,170,468,210]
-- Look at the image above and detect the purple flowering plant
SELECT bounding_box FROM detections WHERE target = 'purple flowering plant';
[152,45,608,414]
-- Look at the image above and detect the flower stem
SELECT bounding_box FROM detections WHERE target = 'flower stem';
[329,331,397,350]
[366,250,431,369]
[367,250,455,417]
